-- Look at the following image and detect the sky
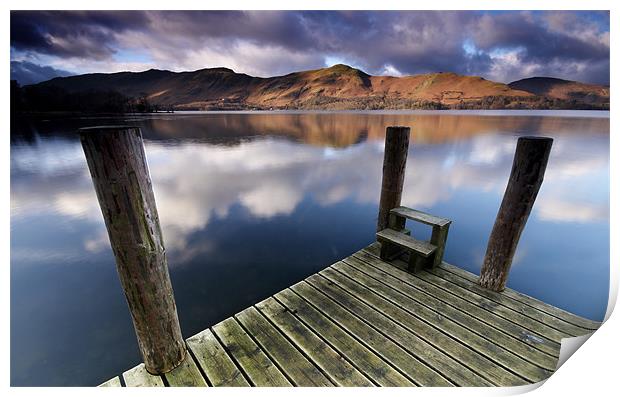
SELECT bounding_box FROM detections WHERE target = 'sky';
[10,10,610,85]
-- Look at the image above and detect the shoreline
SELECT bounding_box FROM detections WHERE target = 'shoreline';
[12,109,611,119]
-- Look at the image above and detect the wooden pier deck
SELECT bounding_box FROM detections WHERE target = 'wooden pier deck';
[100,243,600,387]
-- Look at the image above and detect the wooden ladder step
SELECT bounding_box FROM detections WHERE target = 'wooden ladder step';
[376,229,436,257]
[390,207,451,227]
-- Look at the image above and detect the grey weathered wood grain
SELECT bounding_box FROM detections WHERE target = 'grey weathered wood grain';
[212,317,291,386]
[99,376,122,387]
[430,266,589,337]
[99,243,597,387]
[364,241,598,332]
[163,354,208,387]
[341,255,558,370]
[122,363,164,387]
[338,257,558,380]
[257,297,373,386]
[292,279,451,386]
[318,267,528,386]
[416,269,569,343]
[479,137,553,291]
[438,262,601,332]
[235,306,332,386]
[391,207,451,227]
[377,228,436,257]
[275,287,413,386]
[187,328,250,386]
[80,126,185,374]
[355,248,562,354]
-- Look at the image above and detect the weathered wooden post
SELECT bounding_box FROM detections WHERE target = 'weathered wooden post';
[80,126,186,374]
[479,136,553,291]
[377,126,410,232]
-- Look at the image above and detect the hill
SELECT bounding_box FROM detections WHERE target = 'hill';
[508,77,609,107]
[17,64,610,111]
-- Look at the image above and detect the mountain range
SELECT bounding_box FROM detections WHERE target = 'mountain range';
[21,64,610,111]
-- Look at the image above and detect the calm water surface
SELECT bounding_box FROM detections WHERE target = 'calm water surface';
[10,111,609,386]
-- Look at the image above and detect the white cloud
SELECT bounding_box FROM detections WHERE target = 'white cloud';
[536,198,608,223]
[239,183,302,217]
[379,64,403,77]
[113,29,323,77]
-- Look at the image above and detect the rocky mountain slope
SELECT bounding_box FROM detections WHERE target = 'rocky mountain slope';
[27,64,610,110]
[508,77,609,107]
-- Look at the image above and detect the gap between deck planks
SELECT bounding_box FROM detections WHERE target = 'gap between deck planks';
[101,244,600,387]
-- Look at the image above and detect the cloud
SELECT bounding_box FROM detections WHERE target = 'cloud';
[536,198,608,223]
[10,10,145,59]
[9,11,609,85]
[168,40,323,78]
[471,11,610,83]
[10,61,72,85]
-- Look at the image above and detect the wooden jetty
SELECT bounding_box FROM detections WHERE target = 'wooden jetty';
[100,242,599,387]
[81,126,600,388]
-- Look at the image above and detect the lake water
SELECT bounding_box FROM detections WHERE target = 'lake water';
[10,110,609,386]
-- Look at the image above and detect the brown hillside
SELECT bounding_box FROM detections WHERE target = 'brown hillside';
[32,64,608,110]
[508,77,609,106]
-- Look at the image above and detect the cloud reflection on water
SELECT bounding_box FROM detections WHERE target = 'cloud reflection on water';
[11,113,609,263]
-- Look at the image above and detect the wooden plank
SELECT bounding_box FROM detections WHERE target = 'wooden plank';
[235,306,333,386]
[366,241,599,330]
[360,247,569,344]
[212,317,291,386]
[292,279,452,386]
[391,207,451,227]
[334,258,555,385]
[353,249,561,357]
[321,266,532,386]
[99,376,122,387]
[163,353,208,387]
[275,288,414,387]
[122,364,164,387]
[341,256,558,371]
[437,261,601,331]
[417,268,575,341]
[256,297,373,386]
[99,243,598,387]
[429,266,591,337]
[187,329,250,387]
[377,229,436,257]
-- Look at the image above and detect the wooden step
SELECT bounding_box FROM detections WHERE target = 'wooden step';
[390,207,451,227]
[376,229,437,257]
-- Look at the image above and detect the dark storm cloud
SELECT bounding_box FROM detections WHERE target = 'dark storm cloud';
[11,61,73,85]
[154,11,315,50]
[473,12,609,62]
[9,10,610,84]
[306,11,486,74]
[10,11,147,59]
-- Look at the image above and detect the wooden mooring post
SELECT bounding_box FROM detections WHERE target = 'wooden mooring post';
[377,126,410,232]
[479,136,553,292]
[80,126,186,374]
